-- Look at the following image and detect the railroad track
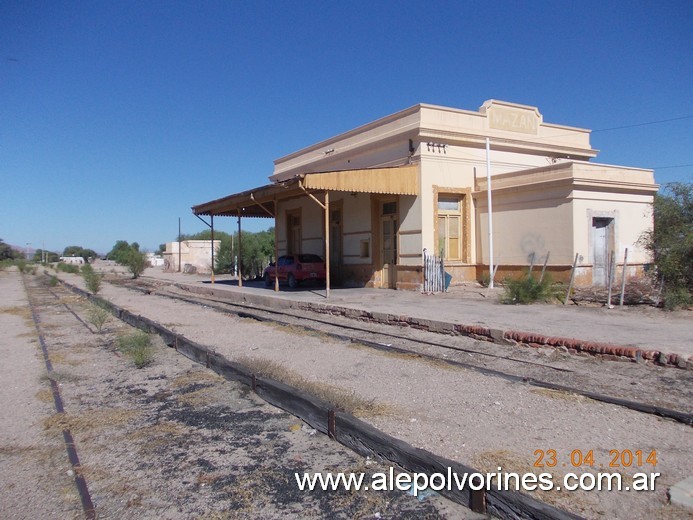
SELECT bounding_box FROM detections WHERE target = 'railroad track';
[22,278,97,519]
[107,277,692,426]
[24,274,488,519]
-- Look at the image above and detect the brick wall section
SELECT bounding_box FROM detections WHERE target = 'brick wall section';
[294,302,692,369]
[179,284,692,370]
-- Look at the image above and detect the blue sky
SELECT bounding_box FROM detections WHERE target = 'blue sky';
[1,0,691,254]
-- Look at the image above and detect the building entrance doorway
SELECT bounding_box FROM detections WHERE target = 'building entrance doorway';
[592,217,614,286]
[380,201,398,289]
[329,206,343,285]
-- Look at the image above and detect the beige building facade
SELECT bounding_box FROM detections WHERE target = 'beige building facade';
[163,240,220,274]
[193,100,657,290]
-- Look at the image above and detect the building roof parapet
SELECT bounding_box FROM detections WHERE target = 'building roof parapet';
[474,161,658,195]
[272,100,597,182]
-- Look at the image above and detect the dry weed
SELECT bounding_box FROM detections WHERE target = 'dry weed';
[16,331,38,339]
[41,369,83,383]
[262,320,339,343]
[129,421,188,452]
[225,466,278,509]
[0,444,44,457]
[0,305,32,319]
[43,408,139,434]
[54,295,84,306]
[36,322,62,331]
[347,341,457,371]
[176,387,217,407]
[529,387,586,402]
[236,355,389,416]
[472,448,536,475]
[196,471,222,486]
[472,449,600,511]
[46,351,81,367]
[171,369,222,388]
[35,388,55,403]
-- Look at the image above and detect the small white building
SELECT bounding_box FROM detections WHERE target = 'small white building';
[145,253,165,267]
[162,240,220,274]
[59,256,85,265]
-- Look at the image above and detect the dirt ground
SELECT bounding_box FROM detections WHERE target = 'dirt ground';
[43,268,692,519]
[0,269,476,519]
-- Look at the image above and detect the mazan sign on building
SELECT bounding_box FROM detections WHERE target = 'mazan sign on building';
[192,100,657,291]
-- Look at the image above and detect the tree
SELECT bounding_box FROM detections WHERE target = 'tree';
[107,240,133,264]
[640,182,692,309]
[0,239,23,261]
[125,248,148,279]
[214,235,235,274]
[106,240,149,278]
[33,249,59,263]
[63,246,97,262]
[238,228,274,278]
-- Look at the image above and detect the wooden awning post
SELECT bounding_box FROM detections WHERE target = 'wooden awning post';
[298,180,330,299]
[237,213,243,288]
[274,205,279,292]
[248,192,278,293]
[210,214,215,284]
[193,213,216,284]
[325,191,330,299]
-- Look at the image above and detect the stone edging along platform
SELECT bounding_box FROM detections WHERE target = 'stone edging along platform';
[174,283,692,370]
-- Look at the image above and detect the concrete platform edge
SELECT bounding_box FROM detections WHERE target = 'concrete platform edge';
[176,283,692,370]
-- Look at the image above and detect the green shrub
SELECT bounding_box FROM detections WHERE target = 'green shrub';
[125,249,148,279]
[501,274,561,304]
[638,182,692,310]
[15,259,27,273]
[49,275,59,287]
[117,331,154,368]
[662,286,691,311]
[56,262,80,274]
[479,272,491,287]
[86,303,110,333]
[81,263,102,294]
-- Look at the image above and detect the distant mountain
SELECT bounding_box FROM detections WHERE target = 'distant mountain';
[6,243,35,257]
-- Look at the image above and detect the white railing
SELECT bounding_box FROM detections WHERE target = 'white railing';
[423,249,446,293]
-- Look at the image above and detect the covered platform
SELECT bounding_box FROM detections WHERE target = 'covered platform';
[191,165,420,297]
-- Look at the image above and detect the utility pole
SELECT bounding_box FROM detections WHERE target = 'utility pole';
[486,138,494,289]
[178,217,182,272]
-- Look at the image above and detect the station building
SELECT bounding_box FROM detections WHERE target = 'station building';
[192,100,657,291]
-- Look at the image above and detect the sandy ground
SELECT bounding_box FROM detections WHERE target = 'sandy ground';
[0,271,82,519]
[51,268,692,519]
[1,268,476,519]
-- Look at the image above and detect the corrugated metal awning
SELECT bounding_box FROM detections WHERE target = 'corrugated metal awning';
[192,165,420,217]
[301,165,419,195]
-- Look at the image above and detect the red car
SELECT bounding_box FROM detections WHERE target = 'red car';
[264,254,326,288]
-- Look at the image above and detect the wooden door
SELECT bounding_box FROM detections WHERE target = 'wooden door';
[380,213,398,289]
[592,217,613,286]
[329,207,343,284]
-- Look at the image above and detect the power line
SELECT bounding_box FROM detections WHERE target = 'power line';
[410,111,693,162]
[592,115,693,133]
[649,163,693,170]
